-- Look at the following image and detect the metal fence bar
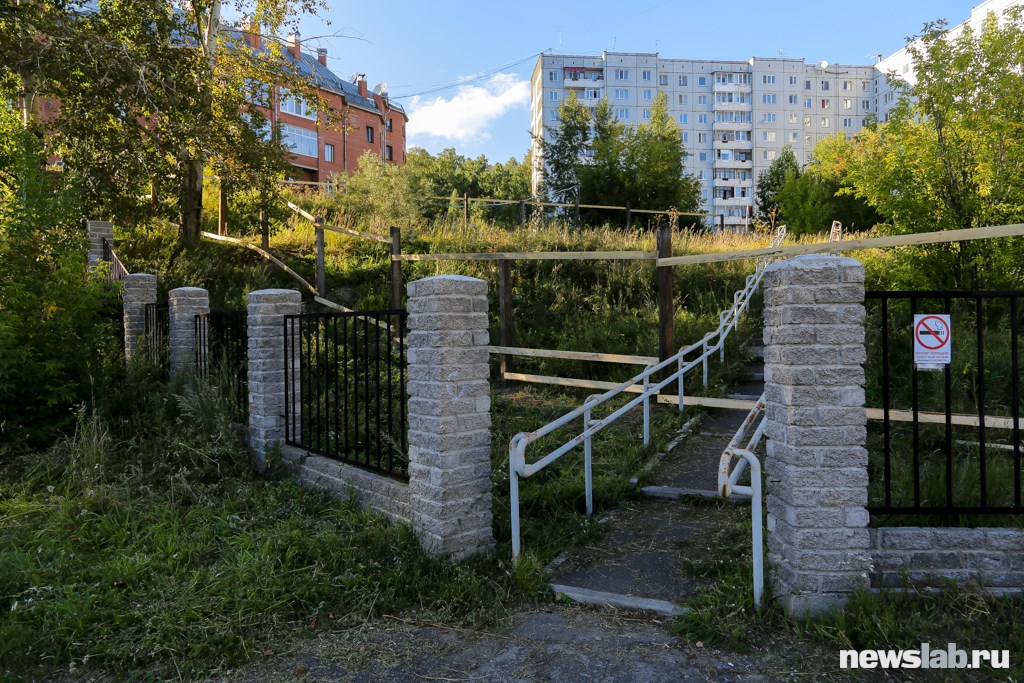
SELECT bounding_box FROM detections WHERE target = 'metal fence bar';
[1014,296,1022,510]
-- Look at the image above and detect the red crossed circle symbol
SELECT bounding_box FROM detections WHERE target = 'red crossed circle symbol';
[915,315,950,350]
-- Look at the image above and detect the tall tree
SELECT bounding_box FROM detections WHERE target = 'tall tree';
[538,92,590,205]
[754,144,799,223]
[1,0,326,244]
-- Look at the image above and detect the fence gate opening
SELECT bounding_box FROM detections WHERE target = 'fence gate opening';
[283,309,408,480]
[144,302,169,375]
[866,290,1024,519]
[195,310,248,421]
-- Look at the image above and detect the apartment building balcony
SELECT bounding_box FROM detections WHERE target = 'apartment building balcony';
[713,158,753,170]
[713,82,752,93]
[711,177,753,188]
[713,121,752,132]
[714,196,753,207]
[564,74,604,87]
[712,101,752,112]
[721,215,750,228]
[713,139,753,151]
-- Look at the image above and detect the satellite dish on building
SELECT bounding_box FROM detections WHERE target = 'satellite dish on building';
[373,82,388,95]
[818,60,829,70]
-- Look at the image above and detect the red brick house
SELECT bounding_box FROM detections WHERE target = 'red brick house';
[241,28,408,183]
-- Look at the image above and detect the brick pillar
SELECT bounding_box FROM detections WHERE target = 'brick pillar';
[168,287,209,379]
[123,273,157,362]
[762,255,871,616]
[247,289,301,471]
[86,220,113,269]
[406,275,494,559]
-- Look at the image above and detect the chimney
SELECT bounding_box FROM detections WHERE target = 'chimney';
[287,32,301,60]
[317,48,328,66]
[244,19,261,50]
[357,77,368,98]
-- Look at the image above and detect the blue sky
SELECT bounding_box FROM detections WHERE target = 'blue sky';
[289,1,980,164]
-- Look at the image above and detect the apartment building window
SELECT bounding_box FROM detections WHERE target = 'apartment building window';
[763,131,776,142]
[790,131,798,142]
[659,74,668,85]
[324,143,334,163]
[550,110,558,120]
[643,89,652,100]
[366,126,374,143]
[698,114,708,124]
[279,89,316,120]
[241,113,271,140]
[678,94,688,105]
[761,113,776,123]
[716,73,733,84]
[699,170,708,180]
[385,119,393,132]
[738,74,751,84]
[549,71,559,81]
[804,116,812,127]
[679,113,688,123]
[843,98,852,109]
[884,91,894,103]
[642,70,652,81]
[821,117,830,127]
[821,99,830,109]
[789,76,798,85]
[737,112,752,123]
[697,132,708,143]
[679,75,688,86]
[805,80,811,90]
[701,190,708,200]
[615,88,628,99]
[585,88,601,99]
[788,94,798,105]
[244,78,271,106]
[697,95,707,105]
[804,98,812,109]
[615,69,629,80]
[762,75,776,84]
[843,118,852,127]
[762,94,776,104]
[716,92,732,103]
[764,150,777,161]
[843,80,852,91]
[549,91,559,101]
[736,93,749,103]
[281,124,318,157]
[682,132,688,142]
[616,108,630,119]
[789,113,798,124]
[862,99,871,110]
[643,109,651,119]
[821,80,830,91]
[805,134,812,146]
[698,76,707,85]
[699,152,707,161]
[861,81,869,91]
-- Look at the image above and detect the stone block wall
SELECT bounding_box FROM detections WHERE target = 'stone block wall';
[405,275,494,559]
[762,255,871,616]
[86,220,113,269]
[123,273,157,361]
[246,288,301,471]
[870,527,1024,595]
[168,287,209,379]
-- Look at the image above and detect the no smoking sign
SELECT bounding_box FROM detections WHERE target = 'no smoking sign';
[913,314,951,367]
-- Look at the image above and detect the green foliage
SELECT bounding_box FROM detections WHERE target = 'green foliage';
[753,144,798,224]
[0,102,113,448]
[538,92,592,205]
[814,7,1024,288]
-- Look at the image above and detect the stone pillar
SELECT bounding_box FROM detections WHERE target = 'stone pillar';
[762,255,871,616]
[86,220,114,269]
[406,275,494,559]
[247,289,301,471]
[168,287,209,379]
[123,273,157,361]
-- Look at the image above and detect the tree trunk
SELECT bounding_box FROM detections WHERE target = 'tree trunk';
[180,158,204,245]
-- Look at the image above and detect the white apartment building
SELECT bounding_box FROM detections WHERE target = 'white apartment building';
[529,0,1022,229]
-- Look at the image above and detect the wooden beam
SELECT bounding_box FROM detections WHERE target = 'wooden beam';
[864,408,1018,430]
[315,219,325,298]
[498,260,515,382]
[489,345,658,365]
[200,232,316,295]
[657,223,1024,267]
[394,250,657,262]
[286,200,317,223]
[657,225,675,393]
[322,224,392,244]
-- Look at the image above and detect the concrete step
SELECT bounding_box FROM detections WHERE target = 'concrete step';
[549,583,688,617]
[640,485,751,503]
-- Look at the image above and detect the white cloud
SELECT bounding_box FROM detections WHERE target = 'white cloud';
[406,73,529,144]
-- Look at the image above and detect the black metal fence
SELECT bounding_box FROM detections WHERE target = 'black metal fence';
[196,310,248,420]
[102,237,129,283]
[866,290,1023,519]
[284,310,408,480]
[144,302,169,375]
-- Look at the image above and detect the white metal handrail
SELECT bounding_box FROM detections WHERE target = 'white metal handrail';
[717,393,767,609]
[508,225,786,559]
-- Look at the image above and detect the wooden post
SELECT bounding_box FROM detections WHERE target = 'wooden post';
[719,213,725,233]
[519,200,526,225]
[463,193,469,229]
[217,179,228,236]
[657,225,675,393]
[625,202,631,230]
[315,217,326,298]
[498,259,514,384]
[390,226,402,309]
[574,197,580,230]
[260,208,269,250]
